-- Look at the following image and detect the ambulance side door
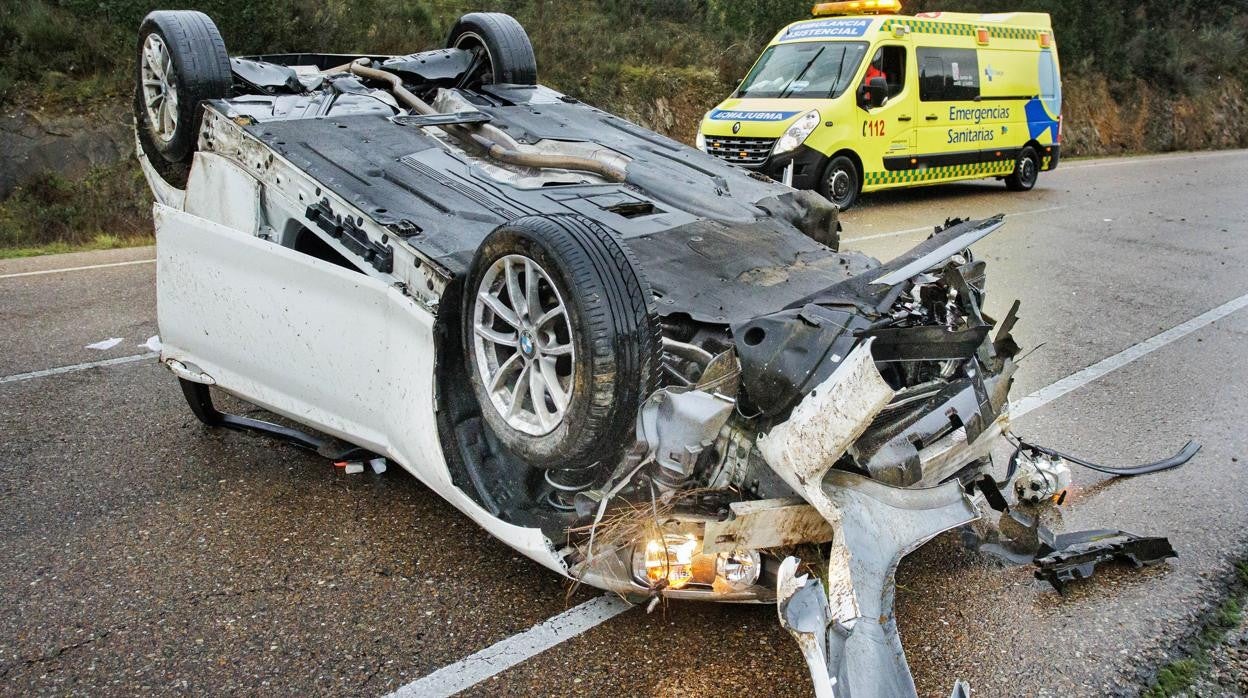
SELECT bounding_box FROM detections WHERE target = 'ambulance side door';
[858,43,917,186]
[915,46,984,172]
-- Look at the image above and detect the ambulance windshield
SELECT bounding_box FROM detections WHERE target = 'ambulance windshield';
[737,41,868,99]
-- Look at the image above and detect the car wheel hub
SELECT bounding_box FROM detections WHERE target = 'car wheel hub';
[830,170,851,200]
[473,254,575,436]
[1021,157,1036,182]
[140,34,178,143]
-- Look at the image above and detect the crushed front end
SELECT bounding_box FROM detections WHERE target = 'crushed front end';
[549,217,1014,692]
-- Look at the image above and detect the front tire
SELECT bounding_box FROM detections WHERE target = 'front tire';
[134,10,231,188]
[463,215,660,472]
[1005,146,1040,191]
[818,155,861,211]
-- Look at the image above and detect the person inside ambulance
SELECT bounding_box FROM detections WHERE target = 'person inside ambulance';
[861,49,888,105]
[859,46,905,108]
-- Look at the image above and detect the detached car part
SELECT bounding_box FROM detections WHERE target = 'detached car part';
[133,10,1192,696]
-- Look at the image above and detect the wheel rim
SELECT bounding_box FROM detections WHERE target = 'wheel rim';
[453,32,495,85]
[828,167,853,204]
[1019,155,1037,185]
[140,34,178,143]
[473,254,575,436]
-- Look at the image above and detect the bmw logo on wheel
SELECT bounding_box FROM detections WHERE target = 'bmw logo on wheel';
[732,121,741,134]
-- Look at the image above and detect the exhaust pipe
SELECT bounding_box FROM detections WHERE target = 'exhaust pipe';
[348,59,627,183]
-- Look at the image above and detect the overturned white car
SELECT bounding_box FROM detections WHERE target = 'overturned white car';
[135,11,1195,696]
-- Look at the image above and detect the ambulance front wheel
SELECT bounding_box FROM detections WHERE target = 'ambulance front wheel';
[818,155,860,211]
[1005,146,1040,191]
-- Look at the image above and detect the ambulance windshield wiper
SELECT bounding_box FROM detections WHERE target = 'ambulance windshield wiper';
[779,46,825,99]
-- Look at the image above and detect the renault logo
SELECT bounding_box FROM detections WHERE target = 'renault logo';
[732,121,741,134]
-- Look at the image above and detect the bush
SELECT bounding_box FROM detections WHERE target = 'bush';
[0,161,152,249]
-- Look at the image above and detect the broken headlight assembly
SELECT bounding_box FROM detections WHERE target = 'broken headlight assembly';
[631,531,761,593]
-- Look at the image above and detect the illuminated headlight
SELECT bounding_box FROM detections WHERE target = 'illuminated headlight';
[695,126,707,152]
[631,533,761,592]
[772,109,820,156]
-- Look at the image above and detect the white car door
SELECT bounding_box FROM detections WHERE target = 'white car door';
[153,154,435,458]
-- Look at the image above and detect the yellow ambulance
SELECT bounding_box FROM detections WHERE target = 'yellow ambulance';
[696,0,1062,209]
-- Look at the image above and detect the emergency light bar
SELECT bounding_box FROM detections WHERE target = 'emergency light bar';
[812,0,901,16]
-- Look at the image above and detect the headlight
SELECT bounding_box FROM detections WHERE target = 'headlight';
[631,532,761,592]
[772,109,821,156]
[695,125,707,152]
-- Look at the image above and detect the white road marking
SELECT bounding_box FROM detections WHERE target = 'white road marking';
[386,595,633,698]
[1010,290,1248,418]
[0,353,157,385]
[386,290,1248,696]
[843,204,1070,243]
[0,258,155,280]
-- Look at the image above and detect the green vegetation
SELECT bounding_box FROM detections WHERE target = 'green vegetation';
[4,0,1243,110]
[0,234,153,260]
[1144,561,1248,697]
[0,161,152,250]
[2,0,1247,255]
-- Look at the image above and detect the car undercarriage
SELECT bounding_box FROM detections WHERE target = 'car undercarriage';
[134,11,1198,695]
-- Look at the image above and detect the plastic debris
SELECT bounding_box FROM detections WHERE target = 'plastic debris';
[85,338,124,350]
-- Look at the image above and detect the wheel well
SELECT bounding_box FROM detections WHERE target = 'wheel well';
[431,278,561,536]
[1023,140,1044,158]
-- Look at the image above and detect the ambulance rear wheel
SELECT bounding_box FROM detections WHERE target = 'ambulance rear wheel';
[818,156,860,211]
[1005,146,1040,191]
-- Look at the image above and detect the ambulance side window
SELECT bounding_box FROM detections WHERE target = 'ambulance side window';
[878,46,906,97]
[918,47,980,101]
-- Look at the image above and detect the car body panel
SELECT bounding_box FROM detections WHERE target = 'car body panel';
[154,200,568,575]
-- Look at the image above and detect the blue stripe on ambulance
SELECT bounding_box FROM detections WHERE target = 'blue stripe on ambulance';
[708,110,800,122]
[779,18,872,41]
[1024,98,1058,141]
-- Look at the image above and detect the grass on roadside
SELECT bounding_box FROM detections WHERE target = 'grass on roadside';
[0,233,153,260]
[1144,561,1248,697]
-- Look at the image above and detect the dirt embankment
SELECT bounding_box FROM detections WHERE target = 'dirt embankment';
[1062,76,1248,156]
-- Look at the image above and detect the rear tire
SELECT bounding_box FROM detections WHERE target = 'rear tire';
[463,215,660,473]
[818,155,861,211]
[1005,146,1040,191]
[134,10,231,188]
[446,13,538,86]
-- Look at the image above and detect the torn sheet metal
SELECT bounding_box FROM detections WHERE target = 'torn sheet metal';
[760,340,978,697]
[702,498,834,554]
[870,216,1004,286]
[757,338,895,492]
[776,472,980,698]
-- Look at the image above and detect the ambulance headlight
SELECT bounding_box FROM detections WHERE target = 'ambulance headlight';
[695,125,707,152]
[773,109,820,156]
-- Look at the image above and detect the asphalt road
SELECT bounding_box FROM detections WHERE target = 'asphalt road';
[2,150,1246,697]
